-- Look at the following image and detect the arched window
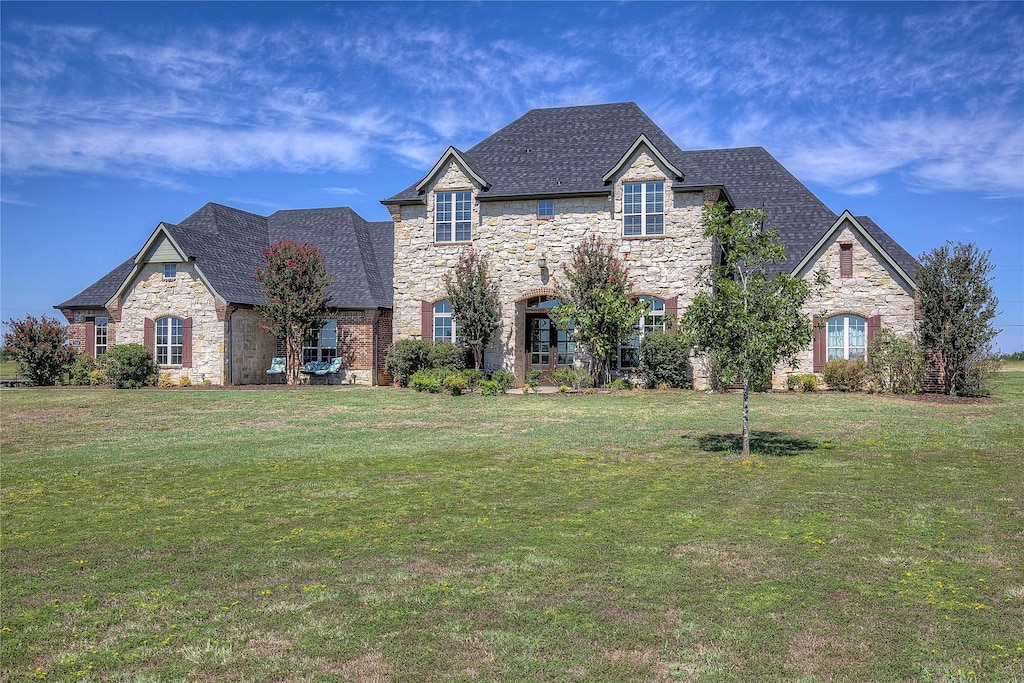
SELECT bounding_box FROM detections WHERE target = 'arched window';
[433,300,460,343]
[155,316,183,365]
[619,296,666,368]
[304,319,337,363]
[827,314,867,361]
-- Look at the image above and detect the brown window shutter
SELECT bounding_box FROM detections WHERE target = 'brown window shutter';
[421,300,433,340]
[84,320,95,356]
[144,317,155,350]
[867,315,881,351]
[181,317,193,368]
[664,295,678,332]
[812,315,825,372]
[840,243,853,278]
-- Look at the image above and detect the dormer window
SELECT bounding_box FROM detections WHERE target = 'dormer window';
[623,182,664,236]
[435,191,472,242]
[163,263,177,279]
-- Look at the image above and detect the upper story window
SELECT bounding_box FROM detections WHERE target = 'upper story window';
[623,181,664,237]
[95,317,108,357]
[433,300,460,343]
[163,263,177,279]
[155,316,183,365]
[435,191,472,242]
[538,200,554,217]
[304,319,337,364]
[827,314,866,361]
[619,296,666,368]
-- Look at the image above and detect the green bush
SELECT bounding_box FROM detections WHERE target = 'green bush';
[88,368,110,386]
[610,377,633,390]
[70,354,100,386]
[409,368,444,393]
[427,342,466,372]
[638,331,691,389]
[443,373,469,396]
[552,367,593,390]
[489,369,516,393]
[384,339,431,387]
[461,369,483,392]
[104,343,157,389]
[799,374,819,392]
[822,359,867,392]
[523,369,543,392]
[867,328,923,394]
[479,380,500,397]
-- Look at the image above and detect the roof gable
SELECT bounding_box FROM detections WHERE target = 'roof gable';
[414,146,490,194]
[603,134,684,183]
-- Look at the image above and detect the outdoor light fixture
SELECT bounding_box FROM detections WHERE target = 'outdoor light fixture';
[538,256,547,269]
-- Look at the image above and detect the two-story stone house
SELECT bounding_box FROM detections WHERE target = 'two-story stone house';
[381,102,919,388]
[59,102,918,388]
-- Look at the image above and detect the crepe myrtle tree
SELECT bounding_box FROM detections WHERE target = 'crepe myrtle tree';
[549,235,649,386]
[681,202,825,457]
[2,314,76,386]
[443,248,501,370]
[917,241,999,396]
[254,240,333,384]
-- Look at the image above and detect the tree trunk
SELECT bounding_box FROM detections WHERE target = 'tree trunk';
[286,337,302,386]
[742,377,750,457]
[473,346,484,370]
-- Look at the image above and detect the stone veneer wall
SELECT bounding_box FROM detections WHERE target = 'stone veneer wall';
[391,152,712,378]
[228,307,277,385]
[118,262,227,384]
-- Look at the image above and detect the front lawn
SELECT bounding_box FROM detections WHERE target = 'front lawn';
[2,376,1022,681]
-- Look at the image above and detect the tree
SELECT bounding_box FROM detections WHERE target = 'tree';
[681,202,820,457]
[443,248,501,370]
[917,241,999,396]
[2,314,77,385]
[549,235,649,386]
[254,240,333,385]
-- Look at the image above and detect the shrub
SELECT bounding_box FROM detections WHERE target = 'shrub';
[384,339,431,387]
[178,375,192,388]
[638,331,691,389]
[461,368,483,392]
[157,372,175,388]
[822,359,867,392]
[523,369,543,393]
[428,342,466,372]
[490,369,516,393]
[443,373,469,396]
[203,378,212,386]
[1002,351,1024,362]
[88,368,110,386]
[799,374,819,392]
[104,343,158,389]
[2,314,76,386]
[479,380,499,396]
[409,368,443,393]
[957,348,1001,397]
[70,354,99,386]
[552,367,592,390]
[610,377,633,390]
[867,328,924,394]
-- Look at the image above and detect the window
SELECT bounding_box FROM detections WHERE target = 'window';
[433,300,460,343]
[94,317,108,357]
[538,200,554,217]
[435,191,472,242]
[827,315,867,361]
[619,296,666,368]
[163,263,177,279]
[840,243,853,278]
[303,319,337,364]
[623,181,664,236]
[155,316,183,365]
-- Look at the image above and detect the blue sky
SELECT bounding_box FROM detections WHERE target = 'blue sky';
[2,1,1022,351]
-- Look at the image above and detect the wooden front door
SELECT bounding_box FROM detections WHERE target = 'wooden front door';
[527,313,575,383]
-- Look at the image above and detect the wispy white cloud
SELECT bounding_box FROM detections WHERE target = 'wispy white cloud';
[322,187,363,196]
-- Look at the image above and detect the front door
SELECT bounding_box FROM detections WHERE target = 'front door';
[527,313,574,383]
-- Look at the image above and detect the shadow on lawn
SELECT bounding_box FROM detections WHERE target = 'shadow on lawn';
[692,431,823,457]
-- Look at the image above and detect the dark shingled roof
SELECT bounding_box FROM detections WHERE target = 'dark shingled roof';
[56,204,394,310]
[384,102,918,280]
[855,215,919,282]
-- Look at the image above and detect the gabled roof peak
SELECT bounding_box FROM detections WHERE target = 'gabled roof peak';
[414,146,490,194]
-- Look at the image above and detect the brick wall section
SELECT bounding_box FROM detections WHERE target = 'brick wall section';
[375,309,393,385]
[269,309,386,385]
[392,150,709,380]
[61,308,116,356]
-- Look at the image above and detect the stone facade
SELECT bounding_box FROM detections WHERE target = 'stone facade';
[228,307,278,385]
[118,262,227,385]
[391,150,712,380]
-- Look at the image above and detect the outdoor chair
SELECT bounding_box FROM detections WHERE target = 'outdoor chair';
[266,357,286,383]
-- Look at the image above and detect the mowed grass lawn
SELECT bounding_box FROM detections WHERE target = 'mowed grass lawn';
[2,371,1022,682]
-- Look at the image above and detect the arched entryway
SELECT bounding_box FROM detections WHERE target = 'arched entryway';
[517,293,575,385]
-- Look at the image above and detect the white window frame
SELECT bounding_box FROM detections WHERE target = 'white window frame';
[433,300,460,343]
[163,263,177,279]
[623,181,664,237]
[435,191,473,242]
[538,200,554,217]
[827,314,867,361]
[95,317,108,357]
[619,296,666,368]
[303,320,338,364]
[155,316,183,366]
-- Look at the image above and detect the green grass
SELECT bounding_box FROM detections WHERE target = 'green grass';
[0,361,26,382]
[2,375,1022,682]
